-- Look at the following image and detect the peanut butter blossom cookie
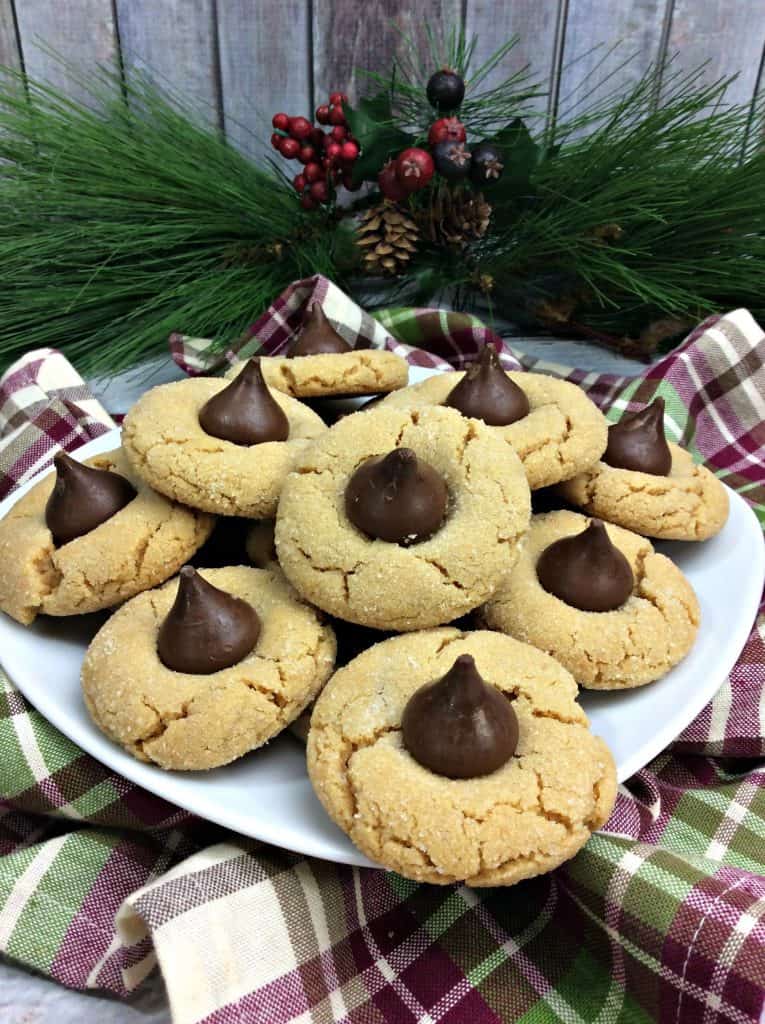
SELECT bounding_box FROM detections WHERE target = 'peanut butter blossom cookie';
[307,628,616,885]
[558,397,729,540]
[227,303,409,399]
[0,449,213,625]
[378,346,608,489]
[480,510,700,689]
[122,358,326,518]
[275,405,531,630]
[82,565,336,770]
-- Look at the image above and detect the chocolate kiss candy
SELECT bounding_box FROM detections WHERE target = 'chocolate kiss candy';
[344,447,448,545]
[289,304,352,357]
[402,654,519,779]
[603,397,672,476]
[157,566,260,674]
[45,452,136,546]
[537,518,634,612]
[198,358,289,446]
[444,346,530,426]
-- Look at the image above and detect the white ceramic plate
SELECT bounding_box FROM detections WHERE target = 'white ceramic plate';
[0,370,762,869]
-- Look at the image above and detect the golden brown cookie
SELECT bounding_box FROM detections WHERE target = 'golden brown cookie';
[558,444,729,540]
[480,511,700,689]
[82,566,336,770]
[307,628,616,885]
[227,350,409,399]
[275,405,531,631]
[378,369,607,489]
[122,377,326,518]
[0,448,213,625]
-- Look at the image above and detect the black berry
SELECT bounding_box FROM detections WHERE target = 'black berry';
[470,142,504,186]
[432,140,471,182]
[426,69,465,112]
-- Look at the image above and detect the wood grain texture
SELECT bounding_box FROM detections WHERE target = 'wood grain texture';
[13,0,117,100]
[557,0,667,120]
[464,0,561,117]
[217,0,311,160]
[312,0,463,106]
[115,0,221,126]
[665,1,765,108]
[0,0,20,71]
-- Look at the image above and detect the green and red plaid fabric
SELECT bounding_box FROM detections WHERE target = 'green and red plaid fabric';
[1,277,764,1024]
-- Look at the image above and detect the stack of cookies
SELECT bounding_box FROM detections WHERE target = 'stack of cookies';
[0,303,730,886]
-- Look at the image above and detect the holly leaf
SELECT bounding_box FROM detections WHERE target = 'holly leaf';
[486,118,540,202]
[343,94,414,187]
[344,91,392,128]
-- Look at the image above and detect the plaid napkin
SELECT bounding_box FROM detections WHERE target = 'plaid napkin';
[1,278,764,1024]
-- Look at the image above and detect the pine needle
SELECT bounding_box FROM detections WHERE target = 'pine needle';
[0,63,332,374]
[1,39,764,372]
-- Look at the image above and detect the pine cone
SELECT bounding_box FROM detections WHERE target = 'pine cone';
[417,190,492,248]
[356,202,419,275]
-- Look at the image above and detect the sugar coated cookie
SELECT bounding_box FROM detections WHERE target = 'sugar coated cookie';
[0,448,213,625]
[229,351,409,400]
[558,399,728,540]
[275,405,531,630]
[480,510,700,689]
[122,360,326,518]
[82,565,336,770]
[227,304,409,398]
[307,628,616,885]
[378,352,607,489]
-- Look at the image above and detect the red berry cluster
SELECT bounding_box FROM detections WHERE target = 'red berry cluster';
[378,117,470,201]
[271,93,360,210]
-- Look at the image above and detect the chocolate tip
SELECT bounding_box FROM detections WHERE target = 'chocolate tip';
[388,447,416,464]
[179,565,196,580]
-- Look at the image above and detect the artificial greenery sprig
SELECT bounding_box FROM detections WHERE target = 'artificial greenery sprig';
[0,35,763,375]
[0,65,334,374]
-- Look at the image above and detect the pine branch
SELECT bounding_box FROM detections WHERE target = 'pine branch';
[480,65,765,339]
[1,36,764,372]
[363,30,546,138]
[0,64,334,374]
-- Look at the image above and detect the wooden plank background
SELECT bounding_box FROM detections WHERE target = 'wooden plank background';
[3,0,763,149]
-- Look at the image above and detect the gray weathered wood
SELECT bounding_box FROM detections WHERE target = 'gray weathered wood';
[556,0,667,121]
[312,0,463,107]
[13,0,117,101]
[217,0,312,161]
[664,1,765,109]
[0,0,20,71]
[115,0,221,127]
[464,0,561,117]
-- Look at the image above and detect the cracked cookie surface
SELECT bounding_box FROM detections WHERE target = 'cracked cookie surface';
[480,510,700,689]
[558,444,729,540]
[0,448,214,625]
[378,370,607,489]
[226,350,409,398]
[307,628,616,885]
[275,405,531,631]
[82,566,336,770]
[122,377,326,518]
